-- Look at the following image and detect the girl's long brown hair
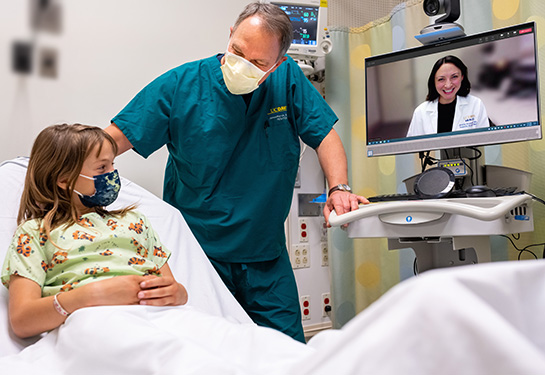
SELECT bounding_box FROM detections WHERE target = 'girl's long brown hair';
[18,124,133,240]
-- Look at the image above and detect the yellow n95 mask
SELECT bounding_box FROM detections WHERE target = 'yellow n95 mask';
[221,51,275,95]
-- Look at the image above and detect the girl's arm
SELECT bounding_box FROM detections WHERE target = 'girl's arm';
[137,263,188,306]
[8,274,146,338]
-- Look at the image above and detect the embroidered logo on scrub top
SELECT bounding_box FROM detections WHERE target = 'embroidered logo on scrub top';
[267,105,288,123]
[460,114,477,128]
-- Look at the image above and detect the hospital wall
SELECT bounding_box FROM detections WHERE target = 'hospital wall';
[0,0,250,198]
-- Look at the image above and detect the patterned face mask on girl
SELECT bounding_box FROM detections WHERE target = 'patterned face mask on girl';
[74,169,121,208]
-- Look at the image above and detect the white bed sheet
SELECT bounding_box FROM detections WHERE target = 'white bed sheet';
[299,260,545,375]
[2,157,545,374]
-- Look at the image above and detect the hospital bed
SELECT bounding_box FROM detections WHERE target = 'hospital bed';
[1,157,545,374]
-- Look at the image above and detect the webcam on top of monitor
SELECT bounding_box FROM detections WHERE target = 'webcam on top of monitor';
[416,0,466,45]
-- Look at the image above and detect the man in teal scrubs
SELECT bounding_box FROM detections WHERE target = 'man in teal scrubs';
[106,2,367,343]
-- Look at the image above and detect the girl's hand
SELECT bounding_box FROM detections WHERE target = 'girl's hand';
[137,263,188,306]
[85,275,147,306]
[138,275,188,306]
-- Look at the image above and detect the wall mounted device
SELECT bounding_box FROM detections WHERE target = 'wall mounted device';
[12,41,33,74]
[30,0,62,34]
[269,0,332,60]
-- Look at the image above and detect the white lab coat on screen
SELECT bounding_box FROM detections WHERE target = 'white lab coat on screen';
[406,94,489,137]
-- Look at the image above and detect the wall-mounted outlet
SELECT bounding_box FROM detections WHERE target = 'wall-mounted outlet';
[291,244,310,269]
[320,242,328,267]
[301,244,310,268]
[320,221,328,242]
[290,244,301,269]
[301,295,311,321]
[322,292,331,318]
[298,218,308,242]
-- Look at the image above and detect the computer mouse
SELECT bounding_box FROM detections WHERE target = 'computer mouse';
[465,185,496,197]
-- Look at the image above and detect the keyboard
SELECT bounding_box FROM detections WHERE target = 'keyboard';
[491,186,518,196]
[367,187,519,203]
[367,193,420,202]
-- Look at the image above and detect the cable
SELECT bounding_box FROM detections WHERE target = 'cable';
[499,234,539,260]
[466,146,482,160]
[459,157,474,186]
[461,147,483,186]
[418,152,427,173]
[525,191,545,206]
[418,151,438,173]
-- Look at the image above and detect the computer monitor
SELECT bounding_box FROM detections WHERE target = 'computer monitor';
[270,0,331,58]
[365,22,541,158]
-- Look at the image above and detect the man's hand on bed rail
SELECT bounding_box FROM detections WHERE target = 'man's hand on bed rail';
[138,264,188,306]
[323,191,368,228]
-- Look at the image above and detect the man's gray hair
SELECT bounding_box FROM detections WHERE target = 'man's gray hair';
[233,1,293,59]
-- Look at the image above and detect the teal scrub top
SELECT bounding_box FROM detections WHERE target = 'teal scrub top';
[112,55,338,262]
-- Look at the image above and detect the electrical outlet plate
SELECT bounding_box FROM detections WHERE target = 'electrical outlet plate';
[320,242,328,267]
[321,293,331,318]
[298,218,308,242]
[291,244,310,269]
[320,221,328,242]
[301,295,311,321]
[301,244,310,268]
[290,244,301,269]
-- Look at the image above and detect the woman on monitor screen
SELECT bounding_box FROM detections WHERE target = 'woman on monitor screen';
[406,55,489,137]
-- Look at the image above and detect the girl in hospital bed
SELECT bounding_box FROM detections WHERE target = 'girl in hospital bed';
[406,55,490,137]
[1,124,188,339]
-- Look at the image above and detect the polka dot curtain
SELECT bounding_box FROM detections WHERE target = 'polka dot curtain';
[325,0,545,327]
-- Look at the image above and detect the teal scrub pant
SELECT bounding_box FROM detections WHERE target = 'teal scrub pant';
[209,251,305,343]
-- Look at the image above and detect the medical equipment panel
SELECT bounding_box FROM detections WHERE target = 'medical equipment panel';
[270,0,332,58]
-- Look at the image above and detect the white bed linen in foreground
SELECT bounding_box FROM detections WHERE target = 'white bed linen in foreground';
[2,259,545,374]
[0,305,312,375]
[300,259,545,375]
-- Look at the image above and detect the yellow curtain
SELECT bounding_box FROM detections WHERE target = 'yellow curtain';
[326,0,545,327]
